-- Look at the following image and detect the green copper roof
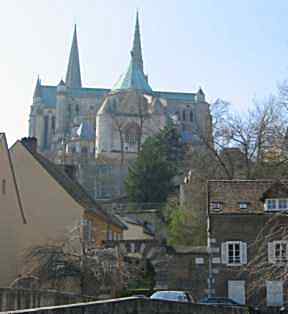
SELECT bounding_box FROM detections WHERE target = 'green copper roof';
[112,58,152,93]
[112,12,152,93]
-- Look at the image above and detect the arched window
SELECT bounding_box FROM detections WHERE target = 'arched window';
[124,123,140,146]
[51,116,56,133]
[75,104,80,115]
[189,111,193,122]
[182,110,186,121]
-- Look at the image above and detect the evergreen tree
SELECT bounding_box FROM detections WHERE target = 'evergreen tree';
[125,125,184,203]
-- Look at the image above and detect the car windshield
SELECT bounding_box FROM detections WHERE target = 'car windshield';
[151,291,187,301]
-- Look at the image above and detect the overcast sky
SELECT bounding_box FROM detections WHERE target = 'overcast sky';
[1,0,288,144]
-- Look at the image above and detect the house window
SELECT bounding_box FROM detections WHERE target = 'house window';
[228,242,241,264]
[210,201,222,211]
[2,179,6,195]
[265,199,288,211]
[239,202,249,210]
[222,241,247,266]
[268,241,288,263]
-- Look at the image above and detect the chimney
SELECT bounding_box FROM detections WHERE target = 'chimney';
[21,137,37,153]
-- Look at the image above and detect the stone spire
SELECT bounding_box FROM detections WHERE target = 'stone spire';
[131,11,143,72]
[65,25,82,88]
[112,12,152,93]
[33,76,42,99]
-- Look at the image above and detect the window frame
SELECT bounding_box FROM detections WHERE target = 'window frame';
[222,241,247,266]
[239,202,249,210]
[227,241,242,266]
[210,201,222,211]
[269,241,288,264]
[265,198,288,211]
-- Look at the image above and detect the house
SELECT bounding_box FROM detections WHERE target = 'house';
[207,179,288,307]
[0,135,125,287]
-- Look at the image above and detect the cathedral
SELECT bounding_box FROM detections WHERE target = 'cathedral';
[28,13,212,200]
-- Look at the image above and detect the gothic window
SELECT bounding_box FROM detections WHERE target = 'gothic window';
[125,123,140,146]
[75,105,80,115]
[182,110,186,121]
[189,111,193,122]
[43,116,49,149]
[51,116,56,134]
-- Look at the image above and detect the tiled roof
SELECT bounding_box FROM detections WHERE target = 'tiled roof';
[208,180,288,214]
[20,142,126,230]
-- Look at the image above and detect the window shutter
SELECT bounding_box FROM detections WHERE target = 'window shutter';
[268,242,275,264]
[221,242,228,264]
[241,242,247,264]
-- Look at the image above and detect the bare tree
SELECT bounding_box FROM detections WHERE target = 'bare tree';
[193,97,288,179]
[244,213,288,304]
[18,223,143,297]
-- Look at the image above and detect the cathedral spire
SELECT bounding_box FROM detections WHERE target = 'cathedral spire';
[131,11,143,72]
[112,12,152,93]
[33,76,42,99]
[65,25,82,89]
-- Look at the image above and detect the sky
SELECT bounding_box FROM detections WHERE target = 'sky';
[0,0,288,144]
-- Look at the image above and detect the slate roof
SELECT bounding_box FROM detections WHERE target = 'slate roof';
[20,141,126,229]
[208,180,288,214]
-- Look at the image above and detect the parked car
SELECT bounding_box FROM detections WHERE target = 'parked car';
[150,291,195,303]
[199,297,241,306]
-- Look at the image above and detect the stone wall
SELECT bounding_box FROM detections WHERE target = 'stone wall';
[6,297,249,314]
[0,288,94,312]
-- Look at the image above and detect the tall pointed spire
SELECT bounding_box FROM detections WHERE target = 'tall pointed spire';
[33,76,42,99]
[112,12,152,93]
[65,25,82,89]
[131,11,143,72]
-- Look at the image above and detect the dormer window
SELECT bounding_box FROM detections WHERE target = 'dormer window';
[210,201,222,211]
[239,202,249,210]
[265,199,288,211]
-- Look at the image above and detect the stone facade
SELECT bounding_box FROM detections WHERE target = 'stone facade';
[8,296,248,314]
[208,180,288,307]
[28,14,212,200]
[0,288,94,312]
